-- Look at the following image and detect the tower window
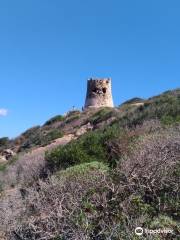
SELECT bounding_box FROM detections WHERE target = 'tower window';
[102,88,107,94]
[92,88,98,93]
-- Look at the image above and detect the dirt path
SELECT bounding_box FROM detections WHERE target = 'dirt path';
[27,133,75,156]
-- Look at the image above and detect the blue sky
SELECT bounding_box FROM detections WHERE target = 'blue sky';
[0,0,179,138]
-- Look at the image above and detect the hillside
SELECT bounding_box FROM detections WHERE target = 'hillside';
[0,88,180,240]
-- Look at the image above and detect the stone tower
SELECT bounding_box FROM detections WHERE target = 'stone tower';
[84,78,114,109]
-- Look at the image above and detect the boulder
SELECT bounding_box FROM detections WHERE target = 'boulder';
[75,122,93,137]
[2,149,15,160]
[0,155,7,163]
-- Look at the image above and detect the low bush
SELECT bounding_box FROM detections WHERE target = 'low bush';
[45,124,122,171]
[89,107,115,125]
[21,126,41,139]
[161,115,180,125]
[66,110,81,117]
[64,111,81,124]
[7,162,109,240]
[121,97,145,105]
[0,163,7,172]
[18,129,63,151]
[0,137,9,147]
[65,114,80,124]
[56,161,109,179]
[40,129,64,147]
[44,115,64,126]
[115,90,180,128]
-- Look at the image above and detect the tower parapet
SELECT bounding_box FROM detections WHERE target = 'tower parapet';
[84,78,114,109]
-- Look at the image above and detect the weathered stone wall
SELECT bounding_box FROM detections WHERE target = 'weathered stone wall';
[84,78,114,109]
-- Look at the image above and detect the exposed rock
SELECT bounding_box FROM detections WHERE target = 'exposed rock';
[75,122,93,137]
[130,102,144,107]
[0,155,7,163]
[0,231,6,240]
[95,116,117,129]
[2,149,15,161]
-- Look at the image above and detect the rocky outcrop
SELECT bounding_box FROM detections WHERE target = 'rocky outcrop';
[1,149,15,161]
[0,155,6,163]
[75,122,93,137]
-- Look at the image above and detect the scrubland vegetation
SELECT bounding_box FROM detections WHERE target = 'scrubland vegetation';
[0,89,179,239]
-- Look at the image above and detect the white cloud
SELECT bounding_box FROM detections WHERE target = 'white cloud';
[0,109,8,116]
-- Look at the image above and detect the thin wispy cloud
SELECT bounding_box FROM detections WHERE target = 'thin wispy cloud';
[0,109,8,117]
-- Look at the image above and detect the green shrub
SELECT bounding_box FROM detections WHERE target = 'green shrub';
[46,142,88,170]
[161,115,180,125]
[121,97,145,105]
[56,161,109,179]
[66,110,81,116]
[89,108,114,124]
[19,128,63,151]
[63,110,81,124]
[131,195,156,216]
[44,115,64,126]
[65,114,80,124]
[46,125,121,171]
[115,90,180,128]
[149,215,180,233]
[21,126,41,138]
[0,163,7,172]
[41,129,64,146]
[0,137,9,147]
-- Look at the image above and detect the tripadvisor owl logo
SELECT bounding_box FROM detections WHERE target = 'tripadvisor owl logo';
[135,227,174,236]
[135,227,143,236]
